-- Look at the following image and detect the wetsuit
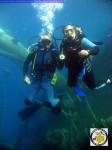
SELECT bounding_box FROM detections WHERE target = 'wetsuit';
[60,37,99,90]
[23,42,60,107]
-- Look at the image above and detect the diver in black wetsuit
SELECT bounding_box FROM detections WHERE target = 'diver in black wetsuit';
[59,24,111,96]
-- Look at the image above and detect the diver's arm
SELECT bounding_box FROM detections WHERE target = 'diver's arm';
[23,52,35,76]
[81,37,100,55]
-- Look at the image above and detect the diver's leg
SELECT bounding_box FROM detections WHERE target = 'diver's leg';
[68,68,86,96]
[68,68,79,87]
[25,81,41,104]
[82,69,111,90]
[83,70,96,90]
[19,81,42,120]
[42,80,61,113]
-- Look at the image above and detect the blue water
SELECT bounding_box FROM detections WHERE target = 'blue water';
[0,0,112,149]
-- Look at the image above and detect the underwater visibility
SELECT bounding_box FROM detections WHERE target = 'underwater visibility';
[0,0,112,149]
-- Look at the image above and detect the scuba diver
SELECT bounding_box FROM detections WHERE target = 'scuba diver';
[18,34,61,120]
[59,24,112,96]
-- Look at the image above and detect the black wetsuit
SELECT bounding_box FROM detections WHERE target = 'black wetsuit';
[60,37,99,89]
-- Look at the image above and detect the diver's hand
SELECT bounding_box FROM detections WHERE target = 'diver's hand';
[24,75,31,84]
[78,50,90,58]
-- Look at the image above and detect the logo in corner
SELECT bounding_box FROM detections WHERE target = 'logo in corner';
[90,128,108,146]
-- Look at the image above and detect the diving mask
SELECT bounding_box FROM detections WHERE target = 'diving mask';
[64,25,76,39]
[40,34,52,49]
[41,39,51,47]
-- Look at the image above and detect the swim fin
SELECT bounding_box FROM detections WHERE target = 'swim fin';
[73,86,86,97]
[18,102,42,120]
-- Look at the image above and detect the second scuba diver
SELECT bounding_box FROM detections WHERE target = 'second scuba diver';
[18,34,61,120]
[59,24,112,96]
